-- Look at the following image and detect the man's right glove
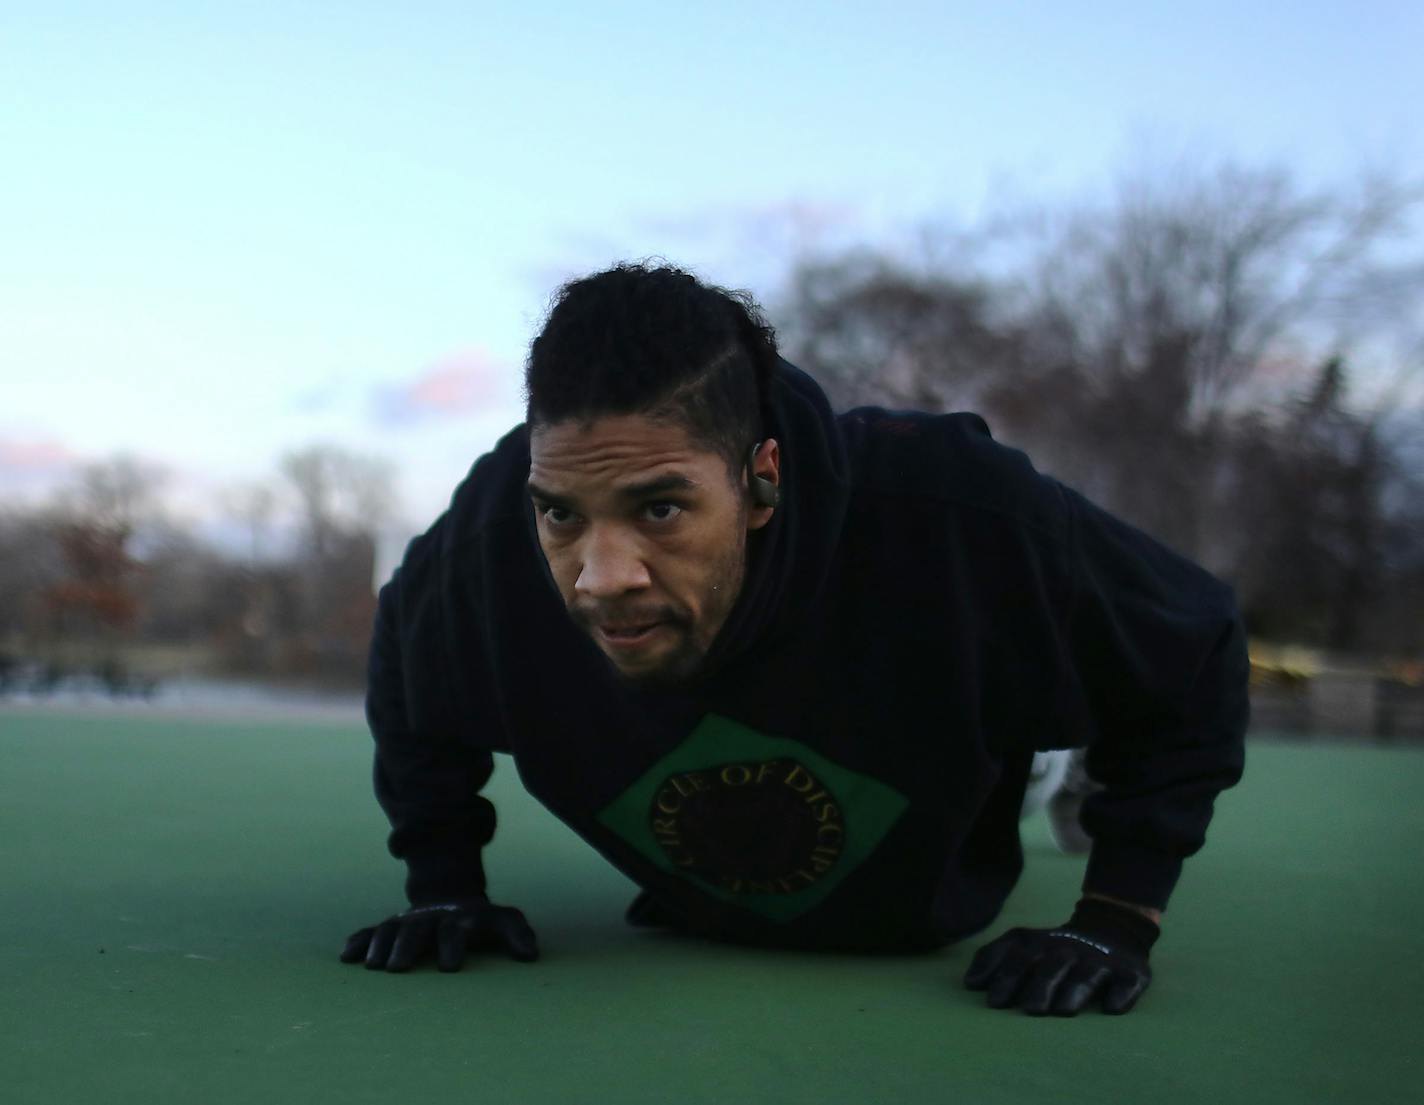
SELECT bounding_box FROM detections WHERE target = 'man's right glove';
[963,897,1159,1015]
[339,896,539,973]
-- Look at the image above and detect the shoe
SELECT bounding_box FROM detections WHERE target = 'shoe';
[1046,747,1099,855]
[1021,749,1070,819]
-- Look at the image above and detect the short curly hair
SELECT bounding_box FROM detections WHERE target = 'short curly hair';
[524,262,779,473]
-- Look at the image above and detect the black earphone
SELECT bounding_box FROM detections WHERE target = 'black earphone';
[747,442,781,508]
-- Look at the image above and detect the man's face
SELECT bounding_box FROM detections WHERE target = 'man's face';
[528,414,774,685]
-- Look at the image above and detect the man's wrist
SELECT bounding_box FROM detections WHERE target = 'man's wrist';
[1081,891,1162,926]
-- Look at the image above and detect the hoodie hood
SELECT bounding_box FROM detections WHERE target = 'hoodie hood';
[697,359,850,677]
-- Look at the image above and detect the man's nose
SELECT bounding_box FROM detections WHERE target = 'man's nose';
[574,525,652,599]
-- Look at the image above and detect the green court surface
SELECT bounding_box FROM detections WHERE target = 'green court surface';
[2,712,1420,1105]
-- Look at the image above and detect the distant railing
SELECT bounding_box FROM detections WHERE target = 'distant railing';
[1249,649,1424,740]
[5,644,1421,740]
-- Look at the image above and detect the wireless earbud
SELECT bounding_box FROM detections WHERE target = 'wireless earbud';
[747,442,781,508]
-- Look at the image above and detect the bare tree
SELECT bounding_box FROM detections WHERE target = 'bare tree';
[776,251,1022,414]
[56,454,168,536]
[0,509,63,642]
[1226,358,1403,649]
[774,159,1424,653]
[1013,165,1423,428]
[277,444,395,680]
[37,455,170,645]
[279,445,394,559]
[222,482,277,565]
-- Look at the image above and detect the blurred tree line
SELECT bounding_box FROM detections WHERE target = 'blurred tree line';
[775,162,1424,657]
[1,158,1419,698]
[0,446,393,691]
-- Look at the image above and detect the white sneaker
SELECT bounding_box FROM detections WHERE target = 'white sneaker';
[1021,749,1070,819]
[1045,747,1099,855]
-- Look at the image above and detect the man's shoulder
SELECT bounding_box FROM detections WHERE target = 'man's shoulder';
[836,406,1067,539]
[446,422,533,533]
[386,423,532,594]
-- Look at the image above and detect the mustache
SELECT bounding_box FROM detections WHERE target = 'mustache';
[569,602,689,631]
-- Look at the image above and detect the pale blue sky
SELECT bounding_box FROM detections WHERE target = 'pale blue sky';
[2,0,1420,541]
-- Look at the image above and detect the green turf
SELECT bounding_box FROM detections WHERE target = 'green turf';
[1,711,1419,1104]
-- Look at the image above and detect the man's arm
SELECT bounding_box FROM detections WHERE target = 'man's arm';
[1081,891,1161,926]
[1063,482,1250,916]
[367,568,498,904]
[341,565,538,972]
[968,482,1248,1014]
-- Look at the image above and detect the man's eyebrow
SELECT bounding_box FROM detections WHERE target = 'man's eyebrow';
[615,474,699,499]
[526,474,700,505]
[526,480,569,505]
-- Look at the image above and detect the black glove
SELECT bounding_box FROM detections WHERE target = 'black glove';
[964,897,1159,1015]
[339,896,539,973]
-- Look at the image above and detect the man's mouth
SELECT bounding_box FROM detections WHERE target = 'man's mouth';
[596,622,666,649]
[601,622,658,636]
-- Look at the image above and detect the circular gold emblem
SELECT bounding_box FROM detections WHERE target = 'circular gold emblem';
[647,759,845,895]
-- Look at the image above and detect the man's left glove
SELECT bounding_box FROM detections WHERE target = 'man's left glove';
[339,896,539,973]
[964,897,1159,1015]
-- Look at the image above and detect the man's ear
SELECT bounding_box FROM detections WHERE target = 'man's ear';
[746,439,781,530]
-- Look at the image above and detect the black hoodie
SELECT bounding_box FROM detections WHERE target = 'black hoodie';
[365,361,1248,952]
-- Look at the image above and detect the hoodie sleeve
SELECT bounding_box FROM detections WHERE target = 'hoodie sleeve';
[1055,485,1250,911]
[366,567,497,905]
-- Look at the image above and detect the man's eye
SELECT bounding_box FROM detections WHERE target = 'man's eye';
[643,502,683,523]
[539,505,578,527]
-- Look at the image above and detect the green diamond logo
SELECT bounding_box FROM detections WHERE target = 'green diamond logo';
[597,714,909,923]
